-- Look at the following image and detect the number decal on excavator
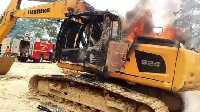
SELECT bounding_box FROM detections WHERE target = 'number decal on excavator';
[135,50,166,73]
[141,60,160,67]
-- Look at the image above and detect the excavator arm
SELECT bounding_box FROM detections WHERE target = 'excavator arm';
[0,0,93,43]
[0,0,21,43]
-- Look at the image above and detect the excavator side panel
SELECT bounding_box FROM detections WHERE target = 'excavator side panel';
[106,41,130,72]
[172,48,200,91]
[106,37,180,91]
[108,44,178,90]
[124,44,178,82]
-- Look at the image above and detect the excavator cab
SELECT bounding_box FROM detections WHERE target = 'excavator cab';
[56,11,122,73]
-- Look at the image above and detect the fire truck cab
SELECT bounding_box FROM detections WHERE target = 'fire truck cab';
[12,38,55,63]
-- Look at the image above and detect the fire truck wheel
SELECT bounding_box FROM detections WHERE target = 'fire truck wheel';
[17,57,21,61]
[38,55,43,62]
[33,55,43,63]
[18,57,28,62]
[33,59,39,63]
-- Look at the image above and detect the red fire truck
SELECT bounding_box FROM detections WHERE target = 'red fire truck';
[11,38,55,63]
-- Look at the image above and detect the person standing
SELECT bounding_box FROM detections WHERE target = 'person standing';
[49,49,54,63]
[5,46,11,57]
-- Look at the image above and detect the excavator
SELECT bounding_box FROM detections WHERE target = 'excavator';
[1,0,200,111]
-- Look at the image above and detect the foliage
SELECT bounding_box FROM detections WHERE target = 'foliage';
[7,19,60,40]
[174,0,200,38]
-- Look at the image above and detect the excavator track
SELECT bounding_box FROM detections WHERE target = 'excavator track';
[29,73,169,112]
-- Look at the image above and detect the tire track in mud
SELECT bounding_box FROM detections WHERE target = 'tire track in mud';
[0,62,65,112]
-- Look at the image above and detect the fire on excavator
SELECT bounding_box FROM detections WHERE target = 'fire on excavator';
[0,0,200,112]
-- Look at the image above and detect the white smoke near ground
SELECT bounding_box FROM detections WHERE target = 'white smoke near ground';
[181,91,200,112]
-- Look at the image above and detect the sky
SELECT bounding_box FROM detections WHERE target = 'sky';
[0,0,180,28]
[0,0,136,17]
[0,0,46,14]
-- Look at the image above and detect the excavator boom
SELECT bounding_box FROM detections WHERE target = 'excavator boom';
[0,0,92,43]
[0,0,21,43]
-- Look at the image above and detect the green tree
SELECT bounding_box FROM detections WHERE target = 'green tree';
[174,0,200,37]
[174,0,200,51]
[7,18,60,40]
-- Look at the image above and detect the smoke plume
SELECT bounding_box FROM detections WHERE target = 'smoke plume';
[124,0,184,42]
[125,0,180,27]
[125,0,152,24]
[124,0,154,38]
[181,91,200,112]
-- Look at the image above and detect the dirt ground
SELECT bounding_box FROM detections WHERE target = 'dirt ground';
[0,61,65,112]
[0,60,200,112]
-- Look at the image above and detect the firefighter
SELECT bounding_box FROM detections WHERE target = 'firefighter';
[49,49,54,63]
[5,46,11,57]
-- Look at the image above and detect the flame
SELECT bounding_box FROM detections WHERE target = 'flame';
[159,25,184,41]
[127,11,153,42]
[126,10,184,42]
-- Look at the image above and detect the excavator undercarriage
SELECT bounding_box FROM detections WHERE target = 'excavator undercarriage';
[29,70,184,112]
[29,74,163,112]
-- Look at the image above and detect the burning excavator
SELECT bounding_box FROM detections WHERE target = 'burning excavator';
[1,0,200,111]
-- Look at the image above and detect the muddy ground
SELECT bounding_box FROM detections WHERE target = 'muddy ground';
[0,61,199,112]
[0,61,65,112]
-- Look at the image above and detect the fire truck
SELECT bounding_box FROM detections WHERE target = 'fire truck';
[11,38,55,63]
